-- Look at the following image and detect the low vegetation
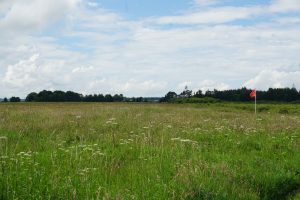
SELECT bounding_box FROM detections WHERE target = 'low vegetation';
[168,97,221,104]
[0,103,299,199]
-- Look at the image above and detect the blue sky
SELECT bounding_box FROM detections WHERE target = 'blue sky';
[0,0,300,97]
[96,0,271,18]
[96,0,191,19]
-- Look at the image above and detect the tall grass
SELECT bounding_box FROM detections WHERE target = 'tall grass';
[0,103,299,199]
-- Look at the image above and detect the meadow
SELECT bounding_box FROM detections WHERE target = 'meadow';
[0,102,299,199]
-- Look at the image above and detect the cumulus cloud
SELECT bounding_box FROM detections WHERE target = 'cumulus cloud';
[2,54,40,88]
[196,80,230,91]
[244,70,300,90]
[87,79,168,96]
[0,0,80,34]
[1,54,77,96]
[270,0,300,12]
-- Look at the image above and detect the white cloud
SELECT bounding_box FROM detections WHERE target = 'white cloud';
[155,6,264,25]
[196,80,230,91]
[154,0,300,25]
[72,66,94,73]
[0,1,11,15]
[244,70,300,90]
[87,1,99,8]
[88,79,168,96]
[270,0,300,12]
[177,82,193,91]
[1,53,78,97]
[0,0,80,34]
[176,80,229,93]
[275,17,300,25]
[2,54,40,88]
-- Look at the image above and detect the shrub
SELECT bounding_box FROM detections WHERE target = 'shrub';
[168,97,221,104]
[278,109,289,114]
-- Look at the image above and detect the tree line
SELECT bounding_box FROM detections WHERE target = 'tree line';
[161,87,300,102]
[1,87,300,103]
[1,97,21,102]
[26,90,129,102]
[0,90,151,102]
[25,90,125,102]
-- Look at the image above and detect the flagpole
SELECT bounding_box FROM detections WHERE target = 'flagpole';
[255,89,257,115]
[250,89,257,115]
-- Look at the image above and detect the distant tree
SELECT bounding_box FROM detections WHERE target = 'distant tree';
[52,91,66,102]
[286,87,298,101]
[113,94,124,102]
[104,94,113,102]
[37,90,53,102]
[25,92,38,102]
[160,91,177,102]
[90,94,97,102]
[180,86,192,98]
[65,91,82,102]
[166,91,177,99]
[84,94,93,102]
[194,90,203,98]
[136,97,143,102]
[10,97,21,102]
[205,90,214,97]
[98,94,105,102]
[3,97,8,102]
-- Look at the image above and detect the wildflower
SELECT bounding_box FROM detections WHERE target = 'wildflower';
[180,139,192,143]
[17,152,25,156]
[169,138,199,144]
[0,136,8,140]
[0,156,8,159]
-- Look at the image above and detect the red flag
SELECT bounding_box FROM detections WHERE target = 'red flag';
[250,89,256,98]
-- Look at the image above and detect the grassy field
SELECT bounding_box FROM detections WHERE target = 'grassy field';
[0,102,299,199]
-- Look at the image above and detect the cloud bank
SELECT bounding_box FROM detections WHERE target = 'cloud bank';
[0,0,299,97]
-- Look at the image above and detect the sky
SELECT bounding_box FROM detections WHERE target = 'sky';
[0,0,300,97]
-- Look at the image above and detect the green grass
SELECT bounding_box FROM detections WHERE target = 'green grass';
[0,102,299,199]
